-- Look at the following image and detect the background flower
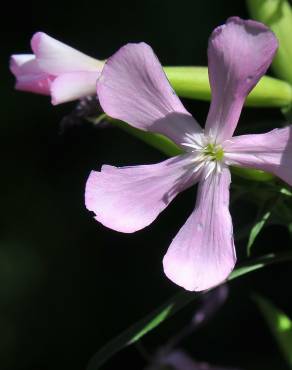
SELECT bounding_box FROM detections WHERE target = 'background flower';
[10,32,103,104]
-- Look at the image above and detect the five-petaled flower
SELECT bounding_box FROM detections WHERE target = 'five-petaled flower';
[85,17,292,291]
[10,32,103,105]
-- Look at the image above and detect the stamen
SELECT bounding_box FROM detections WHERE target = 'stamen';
[182,133,225,177]
[204,161,216,179]
[193,160,206,173]
[192,154,206,163]
[180,142,202,150]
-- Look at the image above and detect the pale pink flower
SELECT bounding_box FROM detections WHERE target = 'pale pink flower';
[85,17,292,291]
[10,33,103,105]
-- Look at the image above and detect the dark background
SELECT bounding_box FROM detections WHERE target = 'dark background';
[1,1,292,369]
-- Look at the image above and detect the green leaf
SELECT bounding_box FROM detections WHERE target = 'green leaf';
[270,199,292,233]
[109,119,182,157]
[164,66,292,107]
[86,252,292,370]
[246,187,292,255]
[279,187,292,197]
[247,210,271,256]
[254,294,292,368]
[231,166,274,182]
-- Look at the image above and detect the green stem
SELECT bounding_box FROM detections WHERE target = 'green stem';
[164,66,292,107]
[247,0,292,85]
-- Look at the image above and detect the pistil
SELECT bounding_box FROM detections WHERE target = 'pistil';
[203,143,224,161]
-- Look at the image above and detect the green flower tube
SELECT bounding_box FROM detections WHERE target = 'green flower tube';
[164,66,292,107]
[247,0,292,85]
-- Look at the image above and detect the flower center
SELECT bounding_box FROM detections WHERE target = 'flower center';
[203,143,224,162]
[181,133,225,178]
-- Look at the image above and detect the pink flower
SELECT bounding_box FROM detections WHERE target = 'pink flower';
[85,17,292,291]
[10,33,103,105]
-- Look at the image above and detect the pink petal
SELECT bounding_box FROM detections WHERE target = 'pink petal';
[85,155,198,233]
[224,126,292,185]
[97,43,202,145]
[10,54,38,74]
[10,54,53,95]
[50,71,100,105]
[31,32,103,75]
[205,17,278,142]
[163,167,236,291]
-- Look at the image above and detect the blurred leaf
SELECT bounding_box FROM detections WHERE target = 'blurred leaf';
[164,66,292,107]
[254,294,292,368]
[270,199,292,234]
[245,188,292,254]
[231,166,274,182]
[246,195,280,256]
[279,187,292,197]
[247,210,271,256]
[247,0,292,85]
[109,119,182,157]
[232,181,292,212]
[86,252,292,370]
[283,104,292,121]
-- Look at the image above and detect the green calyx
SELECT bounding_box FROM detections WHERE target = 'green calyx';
[204,143,224,161]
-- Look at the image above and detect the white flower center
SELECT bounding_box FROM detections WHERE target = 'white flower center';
[181,133,225,178]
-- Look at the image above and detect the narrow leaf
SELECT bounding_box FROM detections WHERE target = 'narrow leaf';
[86,252,292,370]
[254,294,292,368]
[247,211,271,256]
